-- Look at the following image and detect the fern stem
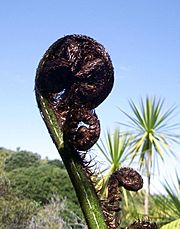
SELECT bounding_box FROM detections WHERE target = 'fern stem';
[36,94,107,229]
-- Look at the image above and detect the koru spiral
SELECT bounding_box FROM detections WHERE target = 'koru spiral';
[35,34,114,151]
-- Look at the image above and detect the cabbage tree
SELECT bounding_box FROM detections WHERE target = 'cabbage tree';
[119,96,180,216]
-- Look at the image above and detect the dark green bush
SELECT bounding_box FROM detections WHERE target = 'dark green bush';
[4,150,41,171]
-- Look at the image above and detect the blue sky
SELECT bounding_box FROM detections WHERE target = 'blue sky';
[0,1,180,193]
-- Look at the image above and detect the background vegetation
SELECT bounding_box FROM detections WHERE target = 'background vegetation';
[0,144,179,228]
[0,147,85,229]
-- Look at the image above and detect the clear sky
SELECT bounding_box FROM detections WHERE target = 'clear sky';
[0,1,180,193]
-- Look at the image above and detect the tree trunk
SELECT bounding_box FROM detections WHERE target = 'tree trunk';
[144,154,151,216]
[144,172,150,216]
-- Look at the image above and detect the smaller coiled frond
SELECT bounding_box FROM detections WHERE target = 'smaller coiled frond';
[102,168,143,229]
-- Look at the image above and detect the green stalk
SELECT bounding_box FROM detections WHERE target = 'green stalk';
[36,94,107,229]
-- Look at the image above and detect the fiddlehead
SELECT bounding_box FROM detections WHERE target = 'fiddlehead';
[35,34,114,229]
[109,167,143,192]
[35,34,114,152]
[102,168,143,229]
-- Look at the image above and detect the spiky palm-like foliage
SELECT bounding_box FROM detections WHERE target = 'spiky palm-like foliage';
[151,172,180,227]
[119,96,180,215]
[97,129,131,203]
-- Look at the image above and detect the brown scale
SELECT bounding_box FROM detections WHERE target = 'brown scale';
[35,34,114,151]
